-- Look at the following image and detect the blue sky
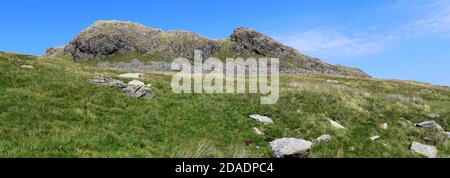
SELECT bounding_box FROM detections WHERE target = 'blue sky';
[1,0,449,85]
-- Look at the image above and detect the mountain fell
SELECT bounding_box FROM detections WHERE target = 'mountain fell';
[53,20,369,77]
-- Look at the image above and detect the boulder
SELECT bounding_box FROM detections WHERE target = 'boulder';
[415,121,445,132]
[89,77,127,88]
[118,73,144,79]
[269,138,312,158]
[249,115,273,124]
[316,135,332,143]
[128,80,145,86]
[90,77,154,98]
[410,142,437,158]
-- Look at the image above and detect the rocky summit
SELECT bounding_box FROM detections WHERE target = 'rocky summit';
[54,20,369,78]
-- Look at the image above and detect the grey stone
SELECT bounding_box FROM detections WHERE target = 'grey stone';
[253,127,264,136]
[370,135,380,141]
[118,73,144,79]
[89,77,126,88]
[90,77,154,98]
[21,65,33,69]
[316,135,332,143]
[427,113,439,118]
[269,138,312,158]
[410,142,437,158]
[415,121,445,131]
[128,80,145,86]
[107,79,127,88]
[249,115,273,124]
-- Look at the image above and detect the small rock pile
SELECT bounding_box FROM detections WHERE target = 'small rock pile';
[89,76,155,98]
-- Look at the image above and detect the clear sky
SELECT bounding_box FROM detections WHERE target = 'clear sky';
[1,0,449,86]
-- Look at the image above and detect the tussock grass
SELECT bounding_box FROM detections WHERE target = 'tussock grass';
[0,52,449,158]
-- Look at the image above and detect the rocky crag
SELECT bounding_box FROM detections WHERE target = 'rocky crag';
[47,20,369,77]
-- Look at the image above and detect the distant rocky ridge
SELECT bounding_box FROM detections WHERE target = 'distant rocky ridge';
[47,20,370,77]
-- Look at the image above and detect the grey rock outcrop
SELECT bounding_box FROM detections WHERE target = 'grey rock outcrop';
[61,20,370,78]
[269,138,312,158]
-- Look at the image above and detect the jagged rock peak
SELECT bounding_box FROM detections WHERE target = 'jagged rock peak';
[230,27,301,58]
[59,20,370,78]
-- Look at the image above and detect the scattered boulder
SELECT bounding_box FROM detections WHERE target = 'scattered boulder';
[89,77,154,98]
[249,115,273,124]
[370,135,380,141]
[328,119,346,129]
[125,85,155,98]
[89,77,127,88]
[446,132,450,139]
[415,121,445,132]
[269,138,312,158]
[118,73,144,79]
[379,123,388,130]
[316,135,332,143]
[253,127,264,136]
[128,80,145,86]
[21,65,34,69]
[410,142,437,158]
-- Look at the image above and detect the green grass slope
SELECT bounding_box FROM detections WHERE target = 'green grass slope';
[0,52,449,158]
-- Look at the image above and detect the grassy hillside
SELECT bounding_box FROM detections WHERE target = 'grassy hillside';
[0,52,449,158]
